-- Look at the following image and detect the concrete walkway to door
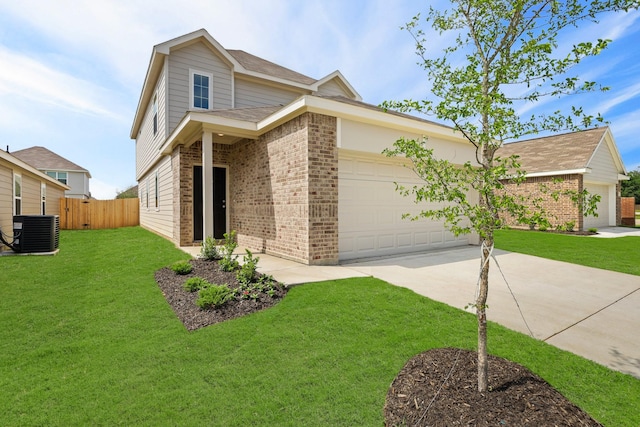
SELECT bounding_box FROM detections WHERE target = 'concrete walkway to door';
[180,243,640,379]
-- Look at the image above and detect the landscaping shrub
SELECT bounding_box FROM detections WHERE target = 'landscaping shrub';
[171,260,193,275]
[237,249,259,284]
[196,284,234,309]
[183,277,210,292]
[219,231,239,272]
[200,236,220,261]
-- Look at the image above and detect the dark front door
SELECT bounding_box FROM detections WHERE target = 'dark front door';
[193,166,227,241]
[213,167,226,239]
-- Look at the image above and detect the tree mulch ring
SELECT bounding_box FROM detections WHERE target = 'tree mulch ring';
[384,348,602,426]
[155,258,287,331]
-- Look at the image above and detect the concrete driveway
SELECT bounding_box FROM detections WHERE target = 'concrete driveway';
[181,231,640,379]
[250,245,640,380]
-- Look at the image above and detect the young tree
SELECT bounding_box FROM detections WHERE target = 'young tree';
[383,0,638,392]
[622,169,640,203]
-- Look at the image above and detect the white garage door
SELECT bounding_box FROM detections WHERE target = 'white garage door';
[338,153,471,261]
[584,183,610,229]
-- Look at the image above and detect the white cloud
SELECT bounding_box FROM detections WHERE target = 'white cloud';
[593,82,640,115]
[0,46,126,120]
[90,178,119,200]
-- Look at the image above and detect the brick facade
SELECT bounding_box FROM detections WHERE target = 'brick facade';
[500,174,585,230]
[172,112,339,264]
[230,112,338,264]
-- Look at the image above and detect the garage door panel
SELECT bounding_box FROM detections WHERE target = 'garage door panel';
[339,154,470,260]
[584,184,610,229]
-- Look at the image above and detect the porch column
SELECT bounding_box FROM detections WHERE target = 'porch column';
[202,132,214,239]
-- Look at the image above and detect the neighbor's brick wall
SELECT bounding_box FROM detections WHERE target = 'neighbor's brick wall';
[229,112,338,265]
[620,194,635,226]
[500,174,584,230]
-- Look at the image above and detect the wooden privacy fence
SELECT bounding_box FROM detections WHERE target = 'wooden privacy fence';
[59,198,140,230]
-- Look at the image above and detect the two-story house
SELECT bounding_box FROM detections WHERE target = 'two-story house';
[11,146,91,199]
[131,29,478,264]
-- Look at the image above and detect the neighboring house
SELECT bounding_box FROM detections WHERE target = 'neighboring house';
[499,127,628,230]
[11,146,91,199]
[0,148,69,251]
[131,29,479,265]
[116,185,138,199]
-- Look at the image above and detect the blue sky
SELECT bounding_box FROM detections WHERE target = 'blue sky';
[0,0,639,199]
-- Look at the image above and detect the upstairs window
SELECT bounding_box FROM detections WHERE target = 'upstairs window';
[13,174,22,215]
[190,70,212,110]
[46,171,67,185]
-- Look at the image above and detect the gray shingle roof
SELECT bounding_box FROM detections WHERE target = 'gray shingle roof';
[11,146,90,175]
[498,127,607,173]
[198,105,284,122]
[228,49,317,86]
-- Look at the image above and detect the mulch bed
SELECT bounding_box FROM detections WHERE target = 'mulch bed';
[155,258,287,331]
[156,260,601,424]
[384,348,602,426]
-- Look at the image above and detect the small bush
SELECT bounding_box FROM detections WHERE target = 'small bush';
[200,236,220,260]
[219,231,239,272]
[565,221,576,232]
[237,249,260,284]
[172,260,193,275]
[588,227,598,233]
[183,277,210,292]
[196,284,234,309]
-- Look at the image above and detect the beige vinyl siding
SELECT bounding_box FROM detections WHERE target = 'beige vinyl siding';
[46,186,64,216]
[136,66,167,180]
[21,175,42,215]
[0,162,11,238]
[139,156,174,239]
[168,41,233,132]
[234,78,303,108]
[586,142,619,184]
[316,79,350,97]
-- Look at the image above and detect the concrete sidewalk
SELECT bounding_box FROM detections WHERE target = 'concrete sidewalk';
[180,244,640,379]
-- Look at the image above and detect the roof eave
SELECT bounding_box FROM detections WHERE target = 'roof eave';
[0,150,71,191]
[525,168,591,177]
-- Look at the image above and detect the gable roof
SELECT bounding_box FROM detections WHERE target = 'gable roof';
[498,127,626,176]
[131,29,361,139]
[11,146,91,177]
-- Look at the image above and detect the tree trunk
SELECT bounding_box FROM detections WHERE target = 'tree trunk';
[477,235,492,393]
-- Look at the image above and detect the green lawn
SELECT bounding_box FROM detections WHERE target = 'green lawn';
[1,227,638,426]
[495,228,640,276]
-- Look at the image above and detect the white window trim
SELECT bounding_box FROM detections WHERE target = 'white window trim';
[146,178,150,210]
[152,93,158,135]
[46,170,68,185]
[154,170,159,210]
[41,182,46,215]
[189,69,213,110]
[13,173,22,216]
